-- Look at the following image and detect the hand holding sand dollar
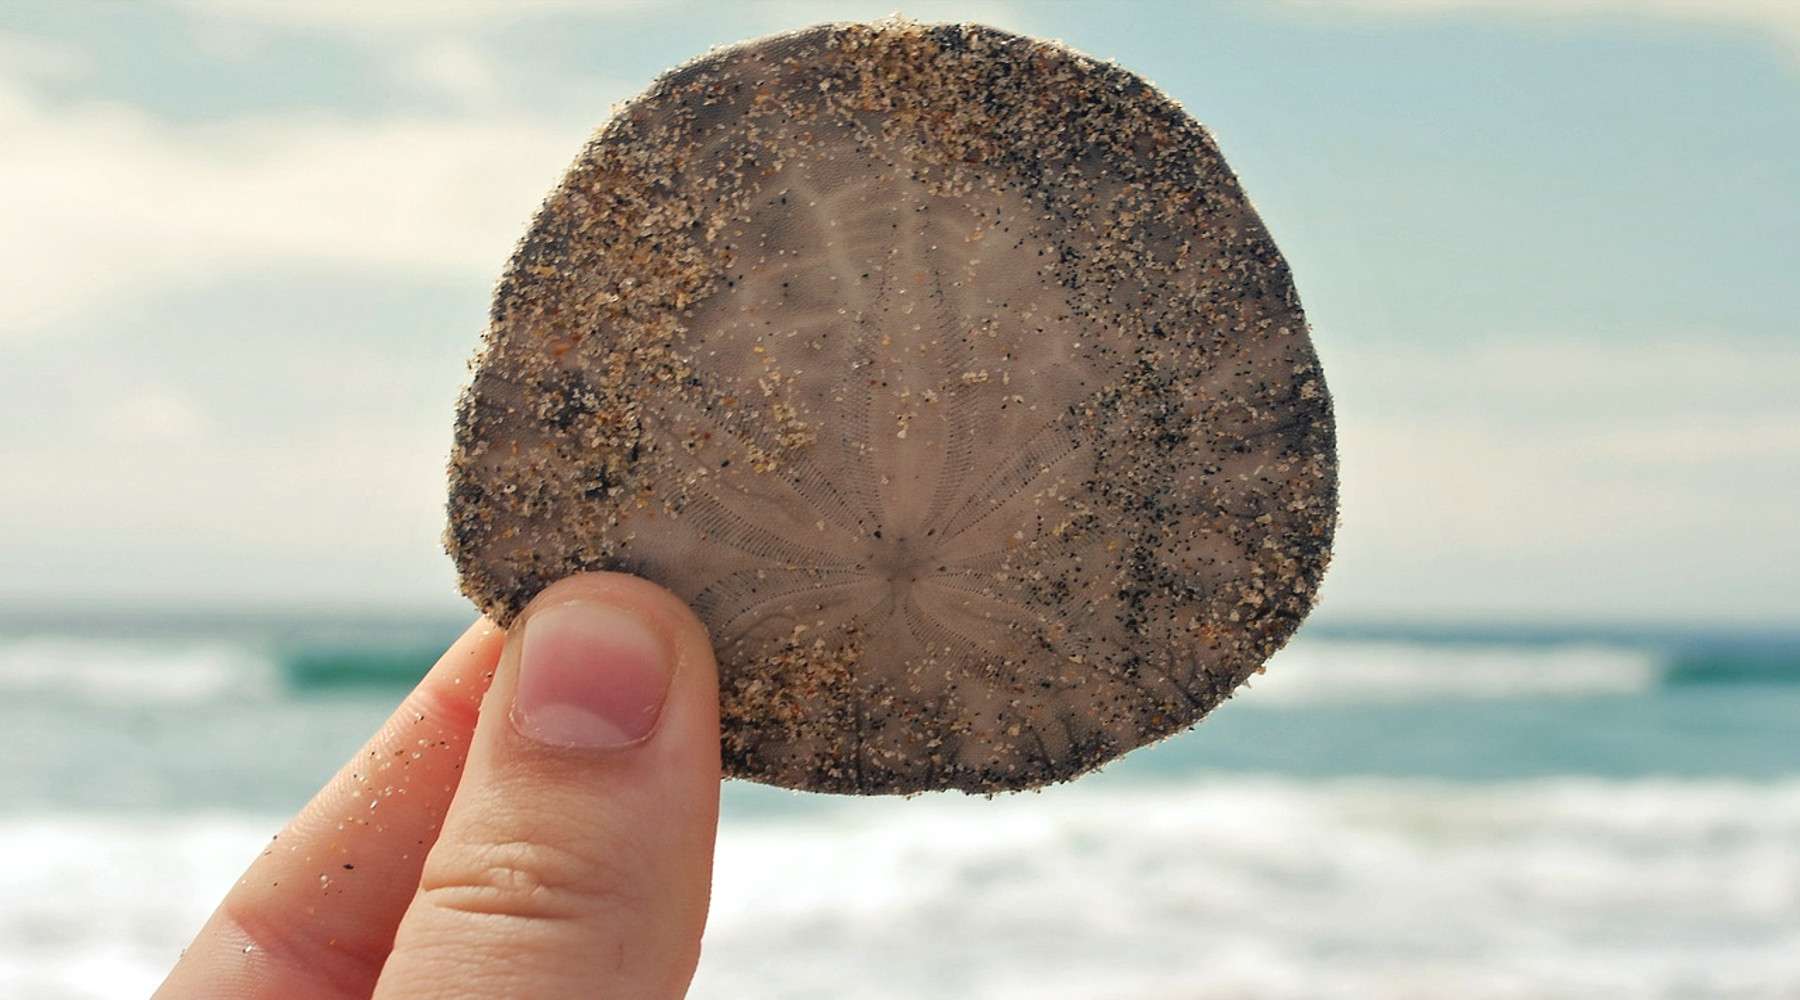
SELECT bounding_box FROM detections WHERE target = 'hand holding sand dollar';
[447,20,1338,794]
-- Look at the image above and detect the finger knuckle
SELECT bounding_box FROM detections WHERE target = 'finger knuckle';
[418,837,645,924]
[222,899,386,998]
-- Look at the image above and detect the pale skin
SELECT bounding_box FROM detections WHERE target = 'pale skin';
[156,573,722,1000]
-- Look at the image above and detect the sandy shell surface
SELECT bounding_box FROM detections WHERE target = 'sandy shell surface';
[447,20,1337,794]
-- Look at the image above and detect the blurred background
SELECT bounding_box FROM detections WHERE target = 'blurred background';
[2,1,1795,997]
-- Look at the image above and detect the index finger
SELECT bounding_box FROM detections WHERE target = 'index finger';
[155,618,505,1000]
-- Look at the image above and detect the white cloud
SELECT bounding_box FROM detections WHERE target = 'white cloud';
[396,39,503,107]
[0,66,599,337]
[96,387,212,446]
[748,1,1036,33]
[1285,0,1800,58]
[1319,334,1800,621]
[174,0,1030,37]
[168,0,643,34]
[0,414,461,609]
[0,31,90,82]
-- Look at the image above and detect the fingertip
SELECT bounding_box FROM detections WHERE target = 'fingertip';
[403,617,507,736]
[517,572,717,678]
[508,574,721,755]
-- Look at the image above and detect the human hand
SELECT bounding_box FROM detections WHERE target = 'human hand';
[156,573,722,999]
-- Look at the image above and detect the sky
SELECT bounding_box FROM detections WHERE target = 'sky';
[1,0,1795,625]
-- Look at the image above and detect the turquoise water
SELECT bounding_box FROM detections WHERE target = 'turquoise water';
[4,615,1797,998]
[7,615,1794,810]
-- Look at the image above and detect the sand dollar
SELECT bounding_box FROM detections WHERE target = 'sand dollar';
[447,20,1337,794]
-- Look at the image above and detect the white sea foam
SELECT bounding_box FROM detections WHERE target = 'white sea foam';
[698,778,1800,999]
[1243,637,1663,703]
[0,631,1666,710]
[6,777,1797,1000]
[0,635,275,704]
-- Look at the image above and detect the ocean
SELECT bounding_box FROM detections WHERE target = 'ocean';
[3,613,1796,998]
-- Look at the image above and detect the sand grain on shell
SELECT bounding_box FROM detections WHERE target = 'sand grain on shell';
[446,20,1338,794]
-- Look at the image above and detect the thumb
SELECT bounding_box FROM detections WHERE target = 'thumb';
[374,573,721,1000]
